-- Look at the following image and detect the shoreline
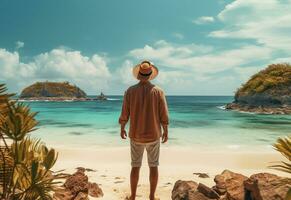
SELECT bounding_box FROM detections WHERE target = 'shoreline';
[225,102,291,114]
[52,146,290,200]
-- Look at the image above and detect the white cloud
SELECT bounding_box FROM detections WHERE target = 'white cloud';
[209,0,291,51]
[15,41,24,50]
[115,60,136,85]
[172,33,184,40]
[0,49,34,79]
[0,48,111,94]
[193,16,215,25]
[129,40,271,74]
[130,40,213,62]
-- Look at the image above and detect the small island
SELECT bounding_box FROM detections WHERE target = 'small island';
[19,81,108,102]
[226,63,291,114]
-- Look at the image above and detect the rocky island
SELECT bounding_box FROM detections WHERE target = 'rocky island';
[19,81,90,101]
[226,63,291,114]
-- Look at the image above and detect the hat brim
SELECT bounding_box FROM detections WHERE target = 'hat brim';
[132,64,159,81]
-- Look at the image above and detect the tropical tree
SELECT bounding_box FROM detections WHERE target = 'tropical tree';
[0,84,59,200]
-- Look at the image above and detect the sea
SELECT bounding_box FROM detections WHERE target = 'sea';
[23,96,291,151]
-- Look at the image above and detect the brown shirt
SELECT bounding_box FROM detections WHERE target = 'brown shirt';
[119,81,169,143]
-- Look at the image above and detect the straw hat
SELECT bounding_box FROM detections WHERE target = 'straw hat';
[132,60,159,81]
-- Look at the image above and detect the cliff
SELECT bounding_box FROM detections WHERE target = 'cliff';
[19,81,87,99]
[226,63,291,114]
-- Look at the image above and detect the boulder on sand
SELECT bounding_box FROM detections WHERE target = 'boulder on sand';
[244,173,291,200]
[213,170,248,200]
[53,168,103,200]
[171,180,198,200]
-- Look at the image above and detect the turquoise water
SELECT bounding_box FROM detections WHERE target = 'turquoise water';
[24,96,291,151]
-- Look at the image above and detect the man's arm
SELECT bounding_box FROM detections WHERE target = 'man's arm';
[161,124,168,143]
[159,91,169,143]
[119,91,130,139]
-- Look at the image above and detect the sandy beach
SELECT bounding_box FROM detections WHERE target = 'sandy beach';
[52,146,290,200]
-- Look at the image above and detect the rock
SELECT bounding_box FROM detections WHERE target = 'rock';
[76,167,86,173]
[188,191,215,200]
[197,183,220,199]
[88,182,103,198]
[64,170,89,196]
[85,168,96,172]
[53,188,74,200]
[171,180,198,200]
[244,173,291,200]
[194,173,210,178]
[54,168,103,199]
[214,170,248,200]
[74,192,89,200]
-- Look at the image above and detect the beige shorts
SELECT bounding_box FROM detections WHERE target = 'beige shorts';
[130,139,160,167]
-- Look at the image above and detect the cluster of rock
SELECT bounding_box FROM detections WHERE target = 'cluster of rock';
[172,170,291,200]
[53,167,103,200]
[226,63,291,114]
[225,103,291,115]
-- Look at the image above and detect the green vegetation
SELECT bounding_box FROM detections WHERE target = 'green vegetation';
[269,136,291,200]
[0,84,59,199]
[20,81,87,98]
[235,63,291,102]
[269,136,291,174]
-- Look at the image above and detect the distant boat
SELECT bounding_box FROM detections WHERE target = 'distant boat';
[96,92,107,100]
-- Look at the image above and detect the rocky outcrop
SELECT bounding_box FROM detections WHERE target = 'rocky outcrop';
[226,63,291,114]
[172,170,290,200]
[244,173,291,200]
[171,180,219,200]
[225,103,291,114]
[53,168,103,200]
[213,170,248,200]
[19,81,87,100]
[172,180,198,200]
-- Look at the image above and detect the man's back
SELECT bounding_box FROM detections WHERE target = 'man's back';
[119,81,169,143]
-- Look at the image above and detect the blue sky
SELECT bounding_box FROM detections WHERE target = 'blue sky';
[0,0,291,95]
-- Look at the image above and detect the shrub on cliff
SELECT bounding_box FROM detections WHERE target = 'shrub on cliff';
[235,63,291,105]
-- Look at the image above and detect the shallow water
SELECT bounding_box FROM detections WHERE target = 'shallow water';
[23,96,291,151]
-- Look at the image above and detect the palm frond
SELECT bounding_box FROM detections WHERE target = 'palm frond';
[269,136,291,174]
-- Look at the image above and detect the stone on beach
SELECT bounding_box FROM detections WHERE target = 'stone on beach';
[213,170,248,200]
[88,182,104,198]
[193,173,210,178]
[197,183,220,199]
[171,180,198,200]
[244,173,291,200]
[172,170,290,200]
[53,168,103,200]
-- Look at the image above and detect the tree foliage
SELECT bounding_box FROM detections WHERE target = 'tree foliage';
[0,84,59,200]
[235,63,291,99]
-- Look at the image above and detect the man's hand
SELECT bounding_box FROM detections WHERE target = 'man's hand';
[162,131,168,143]
[120,129,127,139]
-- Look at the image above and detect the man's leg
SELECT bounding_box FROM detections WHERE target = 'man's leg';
[149,166,158,200]
[130,140,145,199]
[146,140,160,200]
[130,167,140,200]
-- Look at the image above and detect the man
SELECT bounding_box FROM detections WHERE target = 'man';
[119,60,169,200]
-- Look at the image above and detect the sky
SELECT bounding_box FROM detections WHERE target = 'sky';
[0,0,291,95]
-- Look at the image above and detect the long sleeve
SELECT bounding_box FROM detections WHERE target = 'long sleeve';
[159,91,169,125]
[119,91,130,125]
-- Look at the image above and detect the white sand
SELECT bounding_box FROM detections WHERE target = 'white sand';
[52,146,290,200]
